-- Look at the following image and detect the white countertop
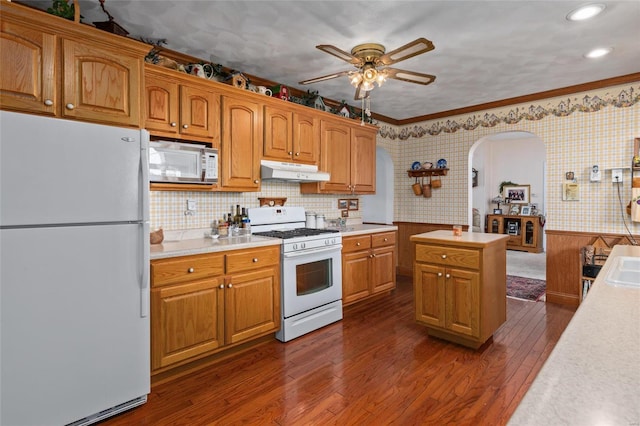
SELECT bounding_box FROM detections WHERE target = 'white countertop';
[329,223,398,237]
[508,244,640,425]
[150,233,281,259]
[410,230,509,247]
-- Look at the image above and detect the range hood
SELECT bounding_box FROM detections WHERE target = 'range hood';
[260,160,330,182]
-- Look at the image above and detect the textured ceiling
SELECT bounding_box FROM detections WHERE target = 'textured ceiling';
[22,0,640,120]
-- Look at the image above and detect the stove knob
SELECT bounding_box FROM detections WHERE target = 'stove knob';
[293,243,298,250]
[301,242,306,249]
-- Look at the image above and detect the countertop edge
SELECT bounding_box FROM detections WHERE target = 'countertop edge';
[150,237,281,260]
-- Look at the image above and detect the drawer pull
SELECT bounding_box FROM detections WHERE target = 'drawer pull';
[383,238,388,242]
[446,273,451,279]
[253,258,258,263]
[188,267,195,273]
[356,242,361,246]
[441,254,447,259]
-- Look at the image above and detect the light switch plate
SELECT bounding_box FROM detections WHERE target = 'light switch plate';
[186,199,197,211]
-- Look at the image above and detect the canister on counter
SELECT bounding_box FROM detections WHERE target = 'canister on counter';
[305,212,316,228]
[316,214,325,229]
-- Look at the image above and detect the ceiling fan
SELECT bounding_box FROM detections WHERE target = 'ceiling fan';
[299,38,436,100]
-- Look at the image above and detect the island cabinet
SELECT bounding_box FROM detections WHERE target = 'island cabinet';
[342,231,397,305]
[410,231,508,349]
[263,104,319,165]
[300,118,377,194]
[0,2,148,127]
[144,66,220,145]
[150,245,280,376]
[219,94,262,191]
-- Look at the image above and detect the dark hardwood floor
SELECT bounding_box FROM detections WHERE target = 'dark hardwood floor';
[101,276,576,426]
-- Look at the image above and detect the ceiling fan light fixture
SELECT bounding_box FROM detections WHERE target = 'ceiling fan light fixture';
[566,3,605,21]
[349,71,363,87]
[361,80,375,91]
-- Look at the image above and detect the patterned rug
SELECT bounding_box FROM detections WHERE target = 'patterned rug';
[506,275,546,302]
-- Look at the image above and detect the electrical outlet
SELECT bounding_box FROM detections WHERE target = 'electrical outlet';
[611,169,623,183]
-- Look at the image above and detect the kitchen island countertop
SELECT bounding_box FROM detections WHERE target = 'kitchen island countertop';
[508,244,640,425]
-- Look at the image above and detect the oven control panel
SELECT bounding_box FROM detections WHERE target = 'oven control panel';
[283,235,342,253]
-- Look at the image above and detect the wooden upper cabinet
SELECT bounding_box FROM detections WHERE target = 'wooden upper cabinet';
[61,38,142,127]
[318,119,352,193]
[144,67,220,146]
[0,20,56,115]
[220,94,262,191]
[351,126,376,194]
[263,104,319,165]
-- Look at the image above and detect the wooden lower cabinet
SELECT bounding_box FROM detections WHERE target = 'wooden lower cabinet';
[486,214,543,253]
[342,231,396,305]
[411,231,508,349]
[150,246,280,375]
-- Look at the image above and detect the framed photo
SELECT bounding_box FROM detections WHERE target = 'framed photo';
[338,199,348,210]
[348,199,359,211]
[520,206,532,216]
[503,184,530,204]
[341,209,349,218]
[493,208,503,214]
[509,204,521,215]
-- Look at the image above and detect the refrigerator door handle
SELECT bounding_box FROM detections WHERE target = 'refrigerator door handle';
[140,130,150,222]
[140,221,150,318]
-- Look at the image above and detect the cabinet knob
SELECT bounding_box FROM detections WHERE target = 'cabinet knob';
[438,272,443,277]
[446,273,451,279]
[65,103,75,110]
[253,258,258,263]
[170,122,177,127]
[182,124,189,129]
[369,254,373,258]
[228,283,233,288]
[295,152,300,156]
[441,254,447,259]
[44,99,54,106]
[383,238,388,242]
[254,179,259,184]
[356,242,361,246]
[188,267,194,273]
[219,284,224,289]
[288,151,293,155]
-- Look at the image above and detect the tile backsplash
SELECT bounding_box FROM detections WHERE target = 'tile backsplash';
[150,180,362,231]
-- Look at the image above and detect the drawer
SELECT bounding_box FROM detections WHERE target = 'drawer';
[506,235,521,246]
[372,231,396,248]
[226,246,280,274]
[152,253,225,287]
[415,244,480,269]
[342,235,371,252]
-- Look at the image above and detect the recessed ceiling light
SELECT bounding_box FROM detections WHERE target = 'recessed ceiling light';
[585,47,613,58]
[567,4,606,21]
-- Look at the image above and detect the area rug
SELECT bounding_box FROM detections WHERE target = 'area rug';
[506,275,546,302]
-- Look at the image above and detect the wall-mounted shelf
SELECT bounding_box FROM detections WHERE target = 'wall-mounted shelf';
[407,168,449,178]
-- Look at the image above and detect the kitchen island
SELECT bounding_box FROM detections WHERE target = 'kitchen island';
[508,244,640,425]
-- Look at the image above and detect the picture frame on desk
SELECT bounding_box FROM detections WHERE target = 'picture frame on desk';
[509,204,521,215]
[493,208,503,214]
[520,206,532,216]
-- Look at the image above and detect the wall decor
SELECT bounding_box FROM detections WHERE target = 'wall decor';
[348,199,359,211]
[338,199,348,210]
[341,209,349,218]
[503,184,530,204]
[563,182,580,201]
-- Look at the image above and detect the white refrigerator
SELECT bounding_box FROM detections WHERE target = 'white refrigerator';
[0,111,150,425]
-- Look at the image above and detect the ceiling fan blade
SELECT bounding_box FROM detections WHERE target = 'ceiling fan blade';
[298,70,351,85]
[316,44,363,66]
[383,68,436,85]
[377,38,435,66]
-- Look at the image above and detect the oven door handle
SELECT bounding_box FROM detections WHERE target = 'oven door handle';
[282,245,342,259]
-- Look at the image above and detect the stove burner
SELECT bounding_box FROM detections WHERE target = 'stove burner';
[253,228,339,240]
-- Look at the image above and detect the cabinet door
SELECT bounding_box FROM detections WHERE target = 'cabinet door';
[263,104,293,161]
[0,21,56,115]
[445,268,480,337]
[371,245,395,294]
[351,126,376,194]
[292,110,319,164]
[144,73,179,135]
[522,217,538,248]
[414,263,446,328]
[319,119,351,193]
[151,277,225,370]
[225,266,280,344]
[342,250,371,304]
[180,84,220,143]
[220,95,261,191]
[61,39,141,127]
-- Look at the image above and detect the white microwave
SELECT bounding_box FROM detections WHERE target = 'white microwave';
[149,141,218,184]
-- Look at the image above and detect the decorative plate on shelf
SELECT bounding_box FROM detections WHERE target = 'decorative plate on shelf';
[411,161,422,170]
[437,158,447,168]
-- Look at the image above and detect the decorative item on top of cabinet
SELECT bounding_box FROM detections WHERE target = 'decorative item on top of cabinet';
[145,65,220,145]
[300,118,377,194]
[411,231,508,349]
[0,1,148,126]
[342,231,396,306]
